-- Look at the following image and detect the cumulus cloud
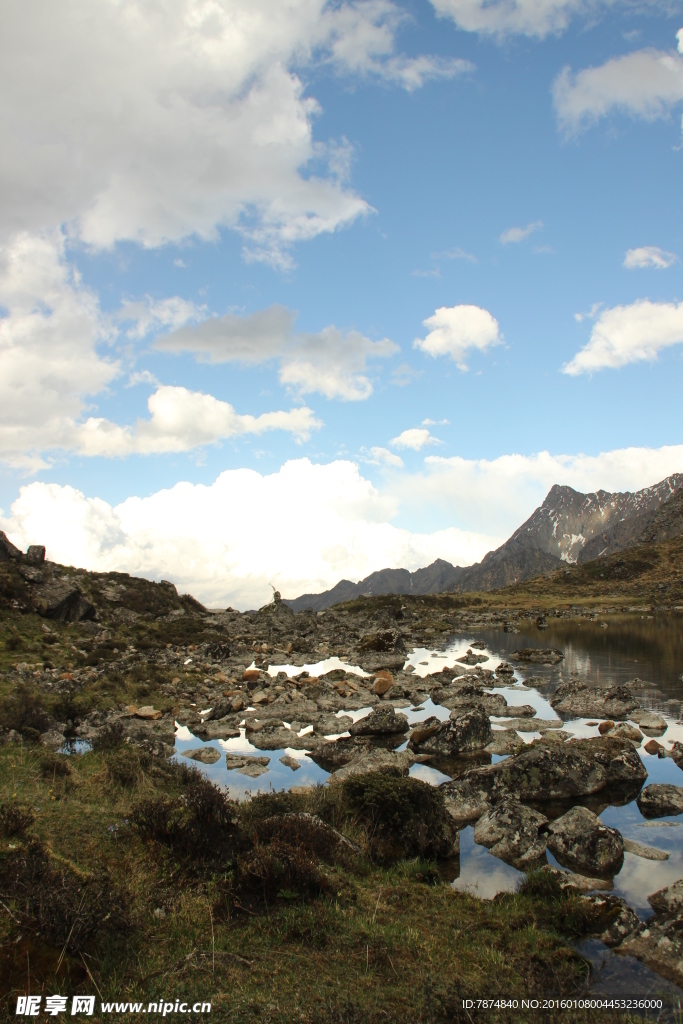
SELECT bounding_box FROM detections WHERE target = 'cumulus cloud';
[563,299,683,375]
[360,446,404,467]
[429,0,618,39]
[0,232,320,466]
[161,312,399,400]
[624,246,678,270]
[0,0,469,266]
[553,43,683,135]
[390,428,440,450]
[500,221,543,244]
[414,304,501,371]
[396,444,683,538]
[0,460,497,609]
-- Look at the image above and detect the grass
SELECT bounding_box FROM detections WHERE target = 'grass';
[0,742,648,1023]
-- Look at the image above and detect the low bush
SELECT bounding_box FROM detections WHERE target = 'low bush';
[0,803,34,837]
[0,683,49,740]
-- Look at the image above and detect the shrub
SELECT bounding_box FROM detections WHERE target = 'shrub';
[92,721,125,751]
[106,746,142,787]
[0,803,35,837]
[339,772,458,865]
[39,751,72,780]
[0,683,49,740]
[236,839,326,901]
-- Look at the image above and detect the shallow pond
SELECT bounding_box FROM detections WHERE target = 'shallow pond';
[173,613,683,924]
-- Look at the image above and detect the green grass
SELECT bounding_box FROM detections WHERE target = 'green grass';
[0,743,647,1024]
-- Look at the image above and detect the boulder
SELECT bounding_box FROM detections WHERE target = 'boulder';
[545,806,624,876]
[598,721,614,734]
[329,748,415,784]
[485,732,525,756]
[622,838,668,861]
[550,682,639,721]
[456,649,489,666]
[26,545,46,565]
[349,706,408,736]
[279,754,301,770]
[617,880,683,986]
[473,800,548,867]
[637,784,683,818]
[489,736,646,804]
[0,530,22,561]
[204,699,232,721]
[630,710,667,735]
[440,768,497,826]
[437,685,508,716]
[510,648,563,665]
[183,746,221,764]
[610,722,643,743]
[373,670,394,696]
[33,578,83,621]
[643,739,664,755]
[408,706,492,757]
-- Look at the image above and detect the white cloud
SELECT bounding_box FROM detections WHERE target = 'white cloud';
[0,232,320,466]
[0,460,496,609]
[77,387,320,456]
[414,304,501,371]
[119,296,206,340]
[0,0,468,266]
[157,305,295,364]
[553,44,683,135]
[563,299,683,375]
[360,446,404,467]
[500,220,543,244]
[397,444,683,538]
[390,428,439,450]
[432,247,477,263]
[624,246,678,270]
[280,327,399,400]
[429,0,617,39]
[422,418,450,426]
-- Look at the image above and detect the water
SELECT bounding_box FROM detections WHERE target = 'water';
[173,613,683,915]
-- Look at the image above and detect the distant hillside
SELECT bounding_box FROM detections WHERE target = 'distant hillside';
[284,473,683,611]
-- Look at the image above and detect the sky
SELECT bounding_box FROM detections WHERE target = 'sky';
[1,0,683,609]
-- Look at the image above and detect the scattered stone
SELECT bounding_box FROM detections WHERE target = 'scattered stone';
[456,649,489,666]
[630,710,667,735]
[225,753,270,771]
[637,784,683,818]
[618,880,683,986]
[485,732,525,755]
[279,754,301,771]
[539,866,613,894]
[510,648,563,665]
[584,895,641,946]
[238,762,270,777]
[373,670,394,696]
[440,769,495,826]
[183,747,221,764]
[622,837,669,861]
[136,706,162,720]
[408,706,492,756]
[473,800,548,867]
[643,738,663,755]
[545,806,624,876]
[598,721,614,734]
[610,722,643,743]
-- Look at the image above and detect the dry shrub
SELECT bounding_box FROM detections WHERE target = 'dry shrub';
[39,751,72,780]
[0,683,49,740]
[236,839,326,901]
[0,840,129,953]
[254,812,358,868]
[92,721,124,751]
[105,746,142,787]
[0,803,34,837]
[132,767,239,861]
[339,772,458,865]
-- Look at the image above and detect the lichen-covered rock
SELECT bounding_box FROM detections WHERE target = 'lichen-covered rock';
[183,746,221,764]
[545,806,624,877]
[617,880,683,986]
[329,748,415,784]
[637,784,683,818]
[550,682,638,721]
[348,706,408,736]
[408,706,492,756]
[440,768,497,826]
[473,799,548,867]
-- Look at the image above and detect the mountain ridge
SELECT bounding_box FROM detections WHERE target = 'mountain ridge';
[283,473,683,612]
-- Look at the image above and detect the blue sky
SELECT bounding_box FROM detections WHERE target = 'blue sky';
[1,0,683,607]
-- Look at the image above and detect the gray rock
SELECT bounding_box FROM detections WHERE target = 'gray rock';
[510,648,563,665]
[617,880,683,985]
[583,894,641,947]
[204,699,232,722]
[637,784,683,818]
[440,768,496,826]
[622,838,668,861]
[193,719,241,740]
[183,746,221,764]
[279,754,301,770]
[610,722,643,743]
[456,649,489,666]
[26,545,46,565]
[329,748,415,784]
[349,706,408,736]
[473,799,548,867]
[39,729,67,750]
[630,710,667,734]
[485,731,525,755]
[550,682,638,721]
[408,706,492,756]
[545,806,624,876]
[33,578,83,621]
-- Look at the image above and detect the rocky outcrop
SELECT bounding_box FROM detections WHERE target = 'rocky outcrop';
[637,784,683,818]
[408,706,492,757]
[0,531,23,561]
[545,806,624,876]
[473,800,548,867]
[550,682,639,720]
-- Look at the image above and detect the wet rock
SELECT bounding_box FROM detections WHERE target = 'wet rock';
[545,806,624,877]
[204,699,232,721]
[510,648,563,665]
[183,747,221,764]
[497,704,537,718]
[436,683,508,716]
[538,865,613,894]
[329,748,415,784]
[373,670,394,696]
[622,837,668,861]
[550,682,639,721]
[643,738,664,755]
[456,649,489,666]
[598,721,614,734]
[637,784,683,818]
[617,880,683,986]
[440,767,497,826]
[583,895,641,947]
[490,736,646,803]
[279,754,301,770]
[349,706,408,736]
[495,662,516,678]
[610,722,643,743]
[473,800,548,867]
[485,732,525,755]
[495,717,561,733]
[630,710,667,735]
[408,706,492,757]
[671,742,683,769]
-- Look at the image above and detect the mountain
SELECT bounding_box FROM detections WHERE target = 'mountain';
[283,473,683,611]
